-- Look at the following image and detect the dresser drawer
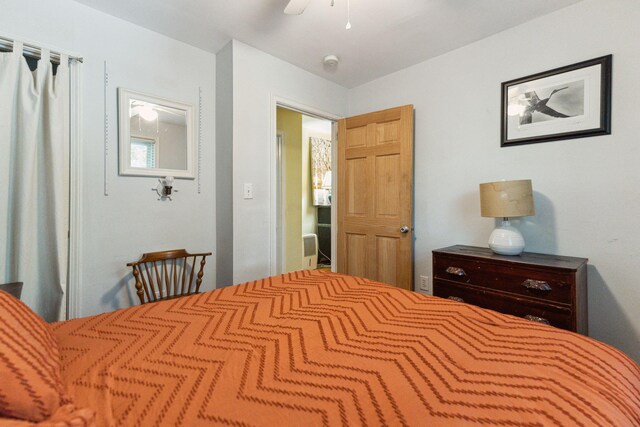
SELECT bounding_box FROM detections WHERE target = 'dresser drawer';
[433,255,573,305]
[434,279,574,331]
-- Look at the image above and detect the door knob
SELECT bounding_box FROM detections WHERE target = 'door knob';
[400,226,410,233]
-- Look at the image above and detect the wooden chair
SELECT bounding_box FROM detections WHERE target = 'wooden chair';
[127,249,212,305]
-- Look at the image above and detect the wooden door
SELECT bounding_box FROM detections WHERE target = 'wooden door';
[337,105,414,290]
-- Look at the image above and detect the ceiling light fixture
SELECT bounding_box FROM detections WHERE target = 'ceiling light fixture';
[323,54,339,67]
[284,0,353,30]
[139,104,158,122]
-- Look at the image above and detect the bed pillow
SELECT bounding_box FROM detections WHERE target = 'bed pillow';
[0,404,96,427]
[0,291,64,422]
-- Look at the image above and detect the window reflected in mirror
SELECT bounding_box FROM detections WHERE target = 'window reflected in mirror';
[130,137,157,169]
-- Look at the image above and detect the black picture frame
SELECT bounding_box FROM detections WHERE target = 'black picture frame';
[501,55,612,147]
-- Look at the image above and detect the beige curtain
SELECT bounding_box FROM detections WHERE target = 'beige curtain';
[0,42,69,321]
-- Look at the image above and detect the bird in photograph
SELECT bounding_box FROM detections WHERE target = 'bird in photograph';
[520,87,570,124]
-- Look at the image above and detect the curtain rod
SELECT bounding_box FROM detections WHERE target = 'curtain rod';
[0,36,83,64]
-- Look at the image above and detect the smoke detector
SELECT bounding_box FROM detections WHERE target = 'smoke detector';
[323,55,339,67]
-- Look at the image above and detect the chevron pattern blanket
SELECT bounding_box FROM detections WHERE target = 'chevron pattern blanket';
[52,270,640,426]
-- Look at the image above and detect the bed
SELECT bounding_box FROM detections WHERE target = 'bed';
[2,270,639,426]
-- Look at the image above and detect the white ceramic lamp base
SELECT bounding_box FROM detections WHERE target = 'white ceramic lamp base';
[488,220,525,255]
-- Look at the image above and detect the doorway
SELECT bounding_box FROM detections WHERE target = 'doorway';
[275,106,336,274]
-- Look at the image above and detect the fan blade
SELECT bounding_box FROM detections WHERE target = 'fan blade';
[284,0,312,15]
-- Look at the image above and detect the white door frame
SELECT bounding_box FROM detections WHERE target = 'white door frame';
[275,131,286,274]
[270,95,341,276]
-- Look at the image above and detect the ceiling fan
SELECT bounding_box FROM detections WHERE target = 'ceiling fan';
[284,0,314,15]
[284,0,351,29]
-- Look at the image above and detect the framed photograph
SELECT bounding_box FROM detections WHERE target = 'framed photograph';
[501,55,612,147]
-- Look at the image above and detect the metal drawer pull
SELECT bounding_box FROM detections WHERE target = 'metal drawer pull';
[521,279,552,291]
[524,315,550,325]
[448,296,464,303]
[445,267,466,276]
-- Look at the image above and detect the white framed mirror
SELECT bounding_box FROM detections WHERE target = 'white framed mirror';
[118,88,195,178]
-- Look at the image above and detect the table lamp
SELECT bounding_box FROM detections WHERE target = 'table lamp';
[479,179,535,255]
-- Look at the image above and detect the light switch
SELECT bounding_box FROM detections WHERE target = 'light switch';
[243,183,253,199]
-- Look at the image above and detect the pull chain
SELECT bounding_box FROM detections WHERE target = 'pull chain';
[346,0,351,29]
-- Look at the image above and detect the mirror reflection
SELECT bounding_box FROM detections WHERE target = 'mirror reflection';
[118,89,194,178]
[129,100,187,170]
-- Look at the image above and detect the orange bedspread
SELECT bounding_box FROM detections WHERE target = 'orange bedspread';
[52,271,640,426]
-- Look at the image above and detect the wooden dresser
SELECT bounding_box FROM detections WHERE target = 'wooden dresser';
[432,245,588,334]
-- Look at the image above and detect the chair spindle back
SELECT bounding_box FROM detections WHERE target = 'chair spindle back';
[127,249,212,305]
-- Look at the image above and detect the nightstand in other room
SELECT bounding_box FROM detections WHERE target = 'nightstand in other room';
[0,282,23,300]
[432,245,587,334]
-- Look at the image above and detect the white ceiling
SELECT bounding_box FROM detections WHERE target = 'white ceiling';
[71,0,583,88]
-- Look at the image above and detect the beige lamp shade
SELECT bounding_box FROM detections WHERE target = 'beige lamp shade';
[479,180,535,218]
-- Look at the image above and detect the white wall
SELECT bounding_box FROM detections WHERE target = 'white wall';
[158,123,188,170]
[348,0,640,362]
[1,0,216,316]
[230,41,347,283]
